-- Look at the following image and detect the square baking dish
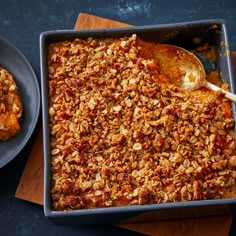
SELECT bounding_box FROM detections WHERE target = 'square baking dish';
[40,19,236,224]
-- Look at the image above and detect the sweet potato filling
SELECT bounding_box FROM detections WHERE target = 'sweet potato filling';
[0,66,23,141]
[48,34,236,210]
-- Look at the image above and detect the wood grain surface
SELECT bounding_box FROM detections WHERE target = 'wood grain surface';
[15,13,235,236]
[15,127,43,205]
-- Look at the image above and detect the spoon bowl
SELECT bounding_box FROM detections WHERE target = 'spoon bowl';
[154,44,236,103]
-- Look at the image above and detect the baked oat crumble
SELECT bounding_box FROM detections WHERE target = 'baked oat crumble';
[48,34,236,210]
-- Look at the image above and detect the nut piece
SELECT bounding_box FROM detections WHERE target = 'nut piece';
[229,156,236,167]
[133,143,142,150]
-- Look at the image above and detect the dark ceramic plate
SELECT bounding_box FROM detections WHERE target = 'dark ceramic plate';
[0,39,40,168]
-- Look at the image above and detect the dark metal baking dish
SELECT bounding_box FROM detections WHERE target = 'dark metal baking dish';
[40,19,236,224]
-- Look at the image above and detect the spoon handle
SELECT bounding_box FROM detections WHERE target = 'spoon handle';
[205,81,236,103]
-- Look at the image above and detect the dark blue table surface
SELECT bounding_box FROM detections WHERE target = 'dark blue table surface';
[1,1,236,235]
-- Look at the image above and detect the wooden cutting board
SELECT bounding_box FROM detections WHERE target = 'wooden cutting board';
[15,13,236,236]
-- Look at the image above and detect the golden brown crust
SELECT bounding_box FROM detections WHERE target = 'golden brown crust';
[48,34,236,211]
[0,66,23,141]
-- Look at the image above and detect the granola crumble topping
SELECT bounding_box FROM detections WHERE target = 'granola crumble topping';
[0,66,23,141]
[48,34,236,210]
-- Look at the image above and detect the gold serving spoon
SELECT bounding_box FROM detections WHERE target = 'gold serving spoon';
[154,44,236,102]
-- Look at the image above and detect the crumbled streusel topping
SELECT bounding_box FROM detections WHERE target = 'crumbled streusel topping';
[48,34,236,210]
